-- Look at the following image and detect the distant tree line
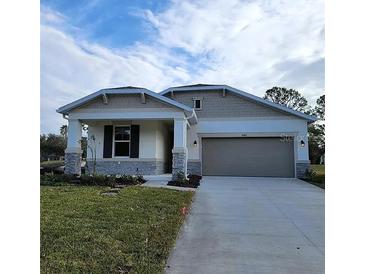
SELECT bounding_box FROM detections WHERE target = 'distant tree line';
[264,87,325,164]
[40,125,87,161]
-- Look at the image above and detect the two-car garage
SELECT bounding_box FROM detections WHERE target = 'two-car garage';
[202,137,295,178]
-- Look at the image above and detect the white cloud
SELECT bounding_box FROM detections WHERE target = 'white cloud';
[41,15,191,133]
[143,0,324,99]
[41,0,324,133]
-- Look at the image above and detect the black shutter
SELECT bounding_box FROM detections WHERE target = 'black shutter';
[103,125,113,158]
[130,125,140,158]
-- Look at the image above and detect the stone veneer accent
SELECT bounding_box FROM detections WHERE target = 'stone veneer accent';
[187,160,202,175]
[172,151,187,180]
[65,152,82,175]
[86,160,165,175]
[296,162,310,178]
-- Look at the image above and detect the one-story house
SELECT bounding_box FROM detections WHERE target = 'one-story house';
[57,84,316,179]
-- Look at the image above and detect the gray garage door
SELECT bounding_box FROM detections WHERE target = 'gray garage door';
[202,137,294,177]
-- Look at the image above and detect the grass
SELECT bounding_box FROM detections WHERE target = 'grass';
[305,164,325,189]
[40,160,64,168]
[41,186,194,273]
[311,164,325,176]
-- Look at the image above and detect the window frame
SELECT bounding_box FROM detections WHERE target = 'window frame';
[113,125,131,158]
[193,97,202,110]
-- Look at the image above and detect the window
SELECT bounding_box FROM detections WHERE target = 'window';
[114,126,130,157]
[193,98,202,110]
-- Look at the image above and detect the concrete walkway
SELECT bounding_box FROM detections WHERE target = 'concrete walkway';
[166,176,324,274]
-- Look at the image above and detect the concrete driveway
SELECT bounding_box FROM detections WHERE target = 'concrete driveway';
[166,177,324,274]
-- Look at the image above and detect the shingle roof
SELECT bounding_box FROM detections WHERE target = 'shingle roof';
[170,83,219,89]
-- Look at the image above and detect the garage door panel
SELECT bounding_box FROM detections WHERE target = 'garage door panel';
[202,137,294,177]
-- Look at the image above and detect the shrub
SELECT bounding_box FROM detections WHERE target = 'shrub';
[305,169,317,179]
[187,174,202,184]
[167,173,201,188]
[115,175,146,185]
[303,168,325,188]
[79,175,116,187]
[136,175,147,184]
[41,173,146,187]
[40,174,75,186]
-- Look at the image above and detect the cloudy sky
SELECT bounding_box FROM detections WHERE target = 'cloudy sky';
[41,0,324,134]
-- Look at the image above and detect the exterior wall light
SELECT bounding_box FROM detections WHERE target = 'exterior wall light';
[193,140,198,147]
[300,140,305,147]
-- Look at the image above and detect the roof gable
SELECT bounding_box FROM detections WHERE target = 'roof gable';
[160,84,317,122]
[57,87,193,114]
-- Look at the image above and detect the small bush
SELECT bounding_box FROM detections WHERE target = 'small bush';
[40,174,75,186]
[167,173,201,188]
[303,168,325,189]
[187,174,202,184]
[115,175,146,185]
[305,169,317,179]
[136,175,147,184]
[79,174,116,187]
[41,173,146,187]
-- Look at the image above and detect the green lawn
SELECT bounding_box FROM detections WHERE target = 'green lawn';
[311,164,325,175]
[41,186,194,273]
[40,160,64,168]
[306,164,325,189]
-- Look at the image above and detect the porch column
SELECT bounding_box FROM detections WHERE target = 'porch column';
[64,119,82,175]
[172,118,188,180]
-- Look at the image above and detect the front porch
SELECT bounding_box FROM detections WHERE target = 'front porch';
[57,87,198,180]
[65,117,191,180]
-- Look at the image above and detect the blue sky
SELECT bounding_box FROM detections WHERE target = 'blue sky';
[41,0,324,134]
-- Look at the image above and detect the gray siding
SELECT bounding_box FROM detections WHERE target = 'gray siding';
[73,94,177,112]
[167,90,294,118]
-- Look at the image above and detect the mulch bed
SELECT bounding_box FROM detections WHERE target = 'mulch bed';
[167,174,202,188]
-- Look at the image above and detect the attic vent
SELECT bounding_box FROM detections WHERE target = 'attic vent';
[193,97,202,110]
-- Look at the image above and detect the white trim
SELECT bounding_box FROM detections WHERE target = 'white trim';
[160,85,317,122]
[69,111,186,120]
[296,160,311,163]
[113,125,131,158]
[192,97,202,110]
[198,116,297,121]
[73,107,178,113]
[197,132,298,138]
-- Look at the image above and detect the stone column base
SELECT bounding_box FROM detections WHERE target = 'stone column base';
[65,152,82,175]
[296,162,310,178]
[172,149,187,181]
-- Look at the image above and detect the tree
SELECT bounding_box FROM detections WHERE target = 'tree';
[308,94,325,164]
[264,87,309,112]
[40,134,67,161]
[314,95,325,120]
[60,125,68,139]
